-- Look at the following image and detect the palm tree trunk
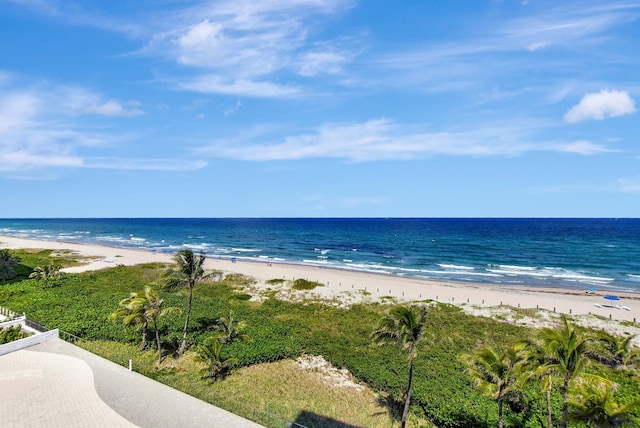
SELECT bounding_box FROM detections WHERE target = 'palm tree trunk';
[141,321,148,350]
[546,384,552,428]
[401,356,414,428]
[154,318,162,365]
[561,374,570,428]
[178,283,194,356]
[497,397,504,428]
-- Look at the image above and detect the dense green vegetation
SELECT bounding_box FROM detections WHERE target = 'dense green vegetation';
[29,264,64,288]
[0,325,31,344]
[0,249,21,281]
[292,278,324,290]
[1,249,639,427]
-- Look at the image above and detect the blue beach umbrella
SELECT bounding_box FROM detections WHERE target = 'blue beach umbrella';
[603,295,621,301]
[588,287,597,291]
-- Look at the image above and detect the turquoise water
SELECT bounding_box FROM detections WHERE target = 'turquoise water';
[1,218,639,292]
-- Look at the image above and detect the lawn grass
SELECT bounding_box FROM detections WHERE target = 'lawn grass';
[76,339,407,427]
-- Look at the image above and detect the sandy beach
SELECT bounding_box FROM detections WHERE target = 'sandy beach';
[2,235,639,326]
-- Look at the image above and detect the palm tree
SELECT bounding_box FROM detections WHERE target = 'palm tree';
[214,310,251,344]
[109,286,180,363]
[29,264,64,288]
[535,317,593,428]
[461,342,528,428]
[371,304,428,428]
[110,290,151,350]
[591,332,639,369]
[162,249,213,357]
[194,335,238,380]
[0,249,21,281]
[147,287,181,364]
[522,339,556,428]
[568,375,640,427]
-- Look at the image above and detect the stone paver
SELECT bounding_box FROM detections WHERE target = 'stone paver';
[0,339,263,428]
[0,349,136,427]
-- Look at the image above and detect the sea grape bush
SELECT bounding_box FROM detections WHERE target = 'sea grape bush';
[292,278,323,290]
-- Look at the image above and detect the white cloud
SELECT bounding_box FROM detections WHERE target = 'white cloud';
[84,100,144,117]
[527,42,549,52]
[224,100,242,116]
[297,50,348,76]
[179,75,301,98]
[0,92,40,134]
[197,118,600,162]
[499,3,640,54]
[175,20,266,72]
[0,151,83,172]
[0,79,197,175]
[372,2,640,93]
[49,86,144,117]
[140,0,358,96]
[84,158,206,171]
[562,140,612,155]
[0,90,85,172]
[564,90,636,123]
[547,82,576,104]
[84,100,143,117]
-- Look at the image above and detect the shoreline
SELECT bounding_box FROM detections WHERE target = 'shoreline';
[1,234,639,323]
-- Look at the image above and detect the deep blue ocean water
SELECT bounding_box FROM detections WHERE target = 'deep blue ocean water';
[1,218,639,292]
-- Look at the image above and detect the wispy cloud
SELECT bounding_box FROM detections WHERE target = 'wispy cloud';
[84,100,144,117]
[3,0,147,36]
[372,2,640,93]
[0,89,92,172]
[498,3,640,50]
[224,100,242,116]
[84,158,206,171]
[527,42,549,52]
[196,118,608,162]
[0,77,198,175]
[562,140,613,155]
[178,75,302,98]
[296,48,351,77]
[564,89,636,123]
[44,85,144,117]
[141,0,358,97]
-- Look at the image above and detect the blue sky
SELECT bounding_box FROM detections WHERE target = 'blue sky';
[1,0,638,217]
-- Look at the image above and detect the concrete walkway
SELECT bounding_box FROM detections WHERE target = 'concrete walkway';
[0,339,264,428]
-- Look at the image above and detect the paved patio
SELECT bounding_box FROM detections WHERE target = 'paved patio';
[0,339,264,428]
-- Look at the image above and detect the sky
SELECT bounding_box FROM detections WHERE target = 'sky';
[1,0,639,218]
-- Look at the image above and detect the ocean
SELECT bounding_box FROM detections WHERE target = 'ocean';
[1,218,639,293]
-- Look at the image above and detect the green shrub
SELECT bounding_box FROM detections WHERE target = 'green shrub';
[291,278,323,290]
[0,325,31,344]
[230,293,252,301]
